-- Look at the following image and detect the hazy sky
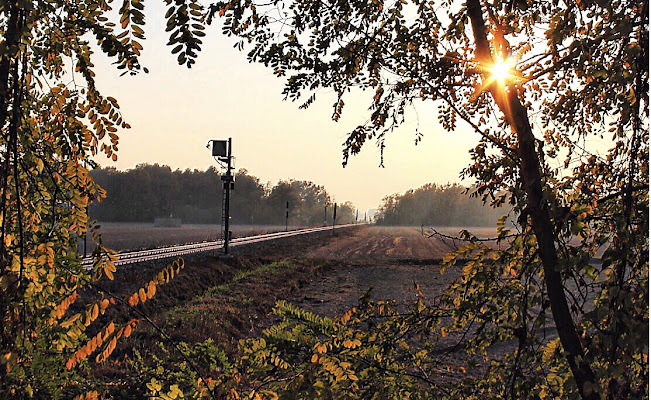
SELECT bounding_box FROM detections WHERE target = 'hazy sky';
[92,7,479,212]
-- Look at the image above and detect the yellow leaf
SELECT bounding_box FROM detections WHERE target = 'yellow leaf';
[442,252,457,264]
[107,322,115,335]
[311,354,318,363]
[147,378,162,392]
[147,280,156,298]
[105,266,114,280]
[261,390,278,400]
[138,288,147,303]
[107,337,117,354]
[67,328,80,339]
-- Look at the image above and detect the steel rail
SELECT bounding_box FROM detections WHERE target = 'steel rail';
[82,223,360,268]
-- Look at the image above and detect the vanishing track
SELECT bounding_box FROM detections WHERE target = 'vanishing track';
[81,224,360,268]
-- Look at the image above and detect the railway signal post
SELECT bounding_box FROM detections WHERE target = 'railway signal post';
[285,201,289,231]
[208,138,234,255]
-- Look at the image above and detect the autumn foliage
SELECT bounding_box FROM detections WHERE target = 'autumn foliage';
[1,0,648,399]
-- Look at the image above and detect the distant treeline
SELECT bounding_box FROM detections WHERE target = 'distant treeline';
[375,183,509,227]
[90,164,357,225]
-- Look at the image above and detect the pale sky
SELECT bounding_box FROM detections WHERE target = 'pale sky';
[91,6,478,212]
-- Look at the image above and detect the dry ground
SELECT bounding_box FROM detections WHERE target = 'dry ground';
[97,225,502,396]
[104,225,497,332]
[293,226,461,315]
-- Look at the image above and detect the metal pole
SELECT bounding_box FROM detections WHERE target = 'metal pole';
[83,160,88,258]
[223,138,233,255]
[285,201,289,231]
[83,205,88,258]
[324,192,327,226]
[332,202,337,233]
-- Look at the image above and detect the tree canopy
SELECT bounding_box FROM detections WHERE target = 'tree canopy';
[89,164,356,225]
[375,182,507,226]
[0,1,206,397]
[0,0,647,399]
[209,0,648,398]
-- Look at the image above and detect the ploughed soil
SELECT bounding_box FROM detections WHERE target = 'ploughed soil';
[102,225,475,320]
[293,226,460,315]
[93,225,500,394]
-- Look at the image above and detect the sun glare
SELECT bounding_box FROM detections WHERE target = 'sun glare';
[490,58,515,85]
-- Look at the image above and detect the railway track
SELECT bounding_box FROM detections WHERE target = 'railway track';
[81,223,359,268]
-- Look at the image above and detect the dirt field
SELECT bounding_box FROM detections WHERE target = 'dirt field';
[293,226,457,314]
[106,225,496,320]
[292,225,498,314]
[100,225,500,396]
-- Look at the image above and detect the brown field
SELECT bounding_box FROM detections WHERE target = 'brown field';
[298,226,463,312]
[100,225,507,396]
[307,225,498,262]
[103,224,500,321]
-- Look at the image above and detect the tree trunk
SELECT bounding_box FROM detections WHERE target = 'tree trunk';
[0,5,20,129]
[466,1,598,399]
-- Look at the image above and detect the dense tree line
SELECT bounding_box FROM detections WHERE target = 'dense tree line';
[89,164,357,225]
[375,183,508,227]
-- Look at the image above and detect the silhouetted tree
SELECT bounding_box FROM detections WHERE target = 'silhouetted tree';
[89,165,354,227]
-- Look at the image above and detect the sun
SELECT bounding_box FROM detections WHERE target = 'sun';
[490,57,515,85]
